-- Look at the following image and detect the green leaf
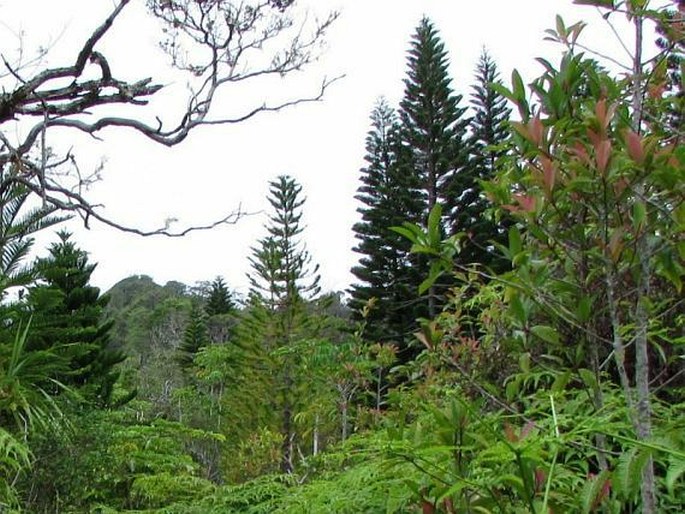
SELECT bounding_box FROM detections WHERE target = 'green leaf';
[666,458,685,495]
[512,69,525,101]
[390,224,422,245]
[615,447,650,500]
[576,296,592,322]
[581,469,611,513]
[506,377,521,401]
[551,370,571,393]
[418,262,443,295]
[509,226,522,257]
[426,204,442,246]
[511,69,530,119]
[490,82,515,102]
[578,368,599,395]
[628,0,647,9]
[656,249,684,293]
[436,480,467,503]
[519,352,531,374]
[509,294,527,325]
[632,201,646,230]
[530,325,560,345]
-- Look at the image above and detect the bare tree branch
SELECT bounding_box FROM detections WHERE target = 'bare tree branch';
[0,0,338,236]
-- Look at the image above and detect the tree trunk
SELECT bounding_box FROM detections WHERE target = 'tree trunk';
[313,414,319,456]
[281,369,294,474]
[341,399,348,442]
[630,10,656,512]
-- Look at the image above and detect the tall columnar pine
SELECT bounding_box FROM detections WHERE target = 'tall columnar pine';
[455,49,512,272]
[399,17,470,318]
[350,98,425,348]
[176,302,209,371]
[25,231,126,407]
[247,174,321,474]
[249,175,321,310]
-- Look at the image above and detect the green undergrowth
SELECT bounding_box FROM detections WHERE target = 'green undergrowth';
[88,430,414,514]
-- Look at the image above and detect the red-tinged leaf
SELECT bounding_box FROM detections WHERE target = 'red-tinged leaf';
[625,129,645,164]
[540,156,556,193]
[596,99,616,132]
[591,475,612,510]
[648,82,666,99]
[570,141,591,165]
[535,468,547,492]
[529,116,544,147]
[514,193,536,212]
[595,139,612,174]
[422,500,435,514]
[613,177,629,196]
[601,477,612,500]
[569,21,587,44]
[587,128,601,146]
[504,422,518,442]
[595,99,607,128]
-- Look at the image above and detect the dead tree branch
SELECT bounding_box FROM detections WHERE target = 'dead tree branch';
[0,0,338,236]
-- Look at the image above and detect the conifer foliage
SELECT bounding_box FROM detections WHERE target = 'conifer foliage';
[176,303,209,370]
[454,49,512,270]
[351,17,473,350]
[26,231,125,407]
[205,276,235,316]
[204,275,237,344]
[399,17,470,230]
[247,174,322,473]
[469,50,511,177]
[398,17,471,319]
[249,175,321,308]
[350,99,423,345]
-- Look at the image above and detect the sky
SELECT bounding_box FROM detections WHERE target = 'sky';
[0,0,660,298]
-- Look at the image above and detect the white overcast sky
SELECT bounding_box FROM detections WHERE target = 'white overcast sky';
[0,0,662,297]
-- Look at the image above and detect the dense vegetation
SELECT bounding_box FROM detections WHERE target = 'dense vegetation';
[0,1,683,513]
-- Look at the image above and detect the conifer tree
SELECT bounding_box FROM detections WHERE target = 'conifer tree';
[247,174,321,474]
[469,50,511,182]
[176,303,209,370]
[350,98,424,346]
[203,275,236,344]
[453,49,512,271]
[249,175,321,308]
[398,16,470,318]
[205,276,235,316]
[25,231,126,407]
